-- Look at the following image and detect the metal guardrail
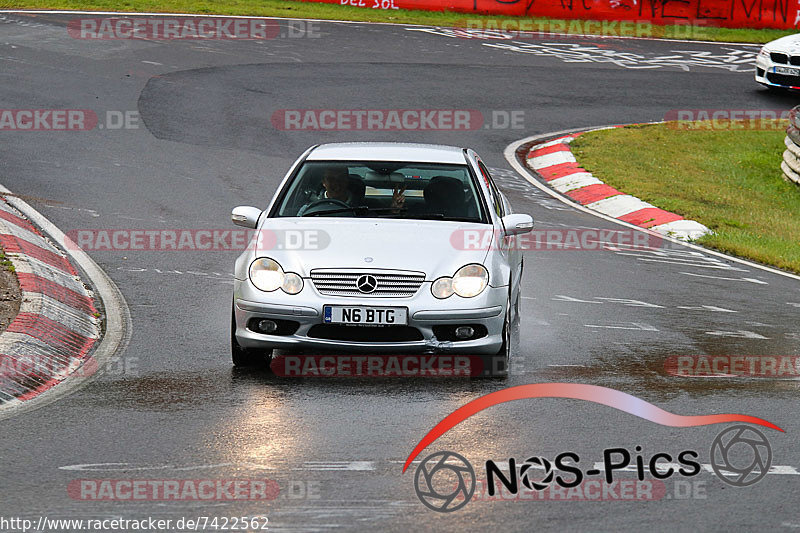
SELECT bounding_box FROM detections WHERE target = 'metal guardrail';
[782,107,800,186]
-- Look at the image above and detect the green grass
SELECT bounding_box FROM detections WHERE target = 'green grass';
[0,0,796,43]
[570,122,800,274]
[0,252,15,273]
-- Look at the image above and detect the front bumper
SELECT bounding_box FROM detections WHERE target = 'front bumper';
[755,55,800,89]
[233,278,507,355]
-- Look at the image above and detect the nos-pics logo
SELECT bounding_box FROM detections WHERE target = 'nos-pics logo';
[413,425,772,512]
[403,384,782,513]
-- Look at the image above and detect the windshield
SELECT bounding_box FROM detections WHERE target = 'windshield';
[272,161,488,223]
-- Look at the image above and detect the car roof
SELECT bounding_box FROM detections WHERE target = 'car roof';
[306,142,468,164]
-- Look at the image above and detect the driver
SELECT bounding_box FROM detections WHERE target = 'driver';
[297,166,352,216]
[320,166,351,203]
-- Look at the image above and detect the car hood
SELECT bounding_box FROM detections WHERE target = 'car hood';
[765,34,800,52]
[251,217,492,279]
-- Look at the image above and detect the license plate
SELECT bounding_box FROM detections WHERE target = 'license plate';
[775,66,800,76]
[323,306,408,325]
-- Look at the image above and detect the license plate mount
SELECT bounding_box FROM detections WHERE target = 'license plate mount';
[775,66,800,76]
[323,306,408,326]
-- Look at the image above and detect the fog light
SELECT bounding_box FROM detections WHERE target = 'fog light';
[455,326,475,340]
[257,319,278,333]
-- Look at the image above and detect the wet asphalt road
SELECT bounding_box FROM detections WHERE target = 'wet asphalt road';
[0,12,799,531]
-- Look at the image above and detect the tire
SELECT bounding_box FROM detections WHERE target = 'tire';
[231,307,272,368]
[482,294,511,377]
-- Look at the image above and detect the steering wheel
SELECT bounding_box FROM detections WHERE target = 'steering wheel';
[301,198,353,216]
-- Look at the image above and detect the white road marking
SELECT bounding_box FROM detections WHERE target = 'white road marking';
[39,204,101,217]
[482,41,756,72]
[585,322,659,331]
[552,294,602,304]
[676,305,737,313]
[681,271,768,284]
[554,294,739,314]
[296,461,374,471]
[705,330,769,339]
[141,60,162,65]
[595,297,663,308]
[60,463,172,471]
[616,254,748,270]
[788,303,800,308]
[116,266,235,284]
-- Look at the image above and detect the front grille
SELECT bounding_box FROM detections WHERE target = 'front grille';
[766,72,800,86]
[771,52,788,64]
[307,325,423,342]
[310,269,425,298]
[791,56,800,66]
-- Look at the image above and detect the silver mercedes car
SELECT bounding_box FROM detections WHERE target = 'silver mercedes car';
[230,142,533,375]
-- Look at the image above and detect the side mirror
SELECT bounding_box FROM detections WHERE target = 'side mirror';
[231,206,262,229]
[501,213,534,236]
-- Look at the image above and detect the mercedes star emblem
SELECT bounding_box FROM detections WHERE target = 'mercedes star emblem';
[356,275,378,293]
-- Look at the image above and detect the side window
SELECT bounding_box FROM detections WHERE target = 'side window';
[477,161,505,218]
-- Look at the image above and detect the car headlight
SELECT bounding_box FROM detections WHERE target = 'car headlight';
[759,47,769,58]
[431,277,454,299]
[431,264,489,299]
[282,272,304,295]
[452,264,489,297]
[249,258,304,294]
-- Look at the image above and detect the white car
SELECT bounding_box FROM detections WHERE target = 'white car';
[230,142,534,375]
[755,35,800,90]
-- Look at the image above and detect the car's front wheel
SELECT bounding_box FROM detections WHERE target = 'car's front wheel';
[231,307,273,368]
[482,292,512,377]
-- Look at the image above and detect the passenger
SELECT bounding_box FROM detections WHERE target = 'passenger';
[423,176,468,218]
